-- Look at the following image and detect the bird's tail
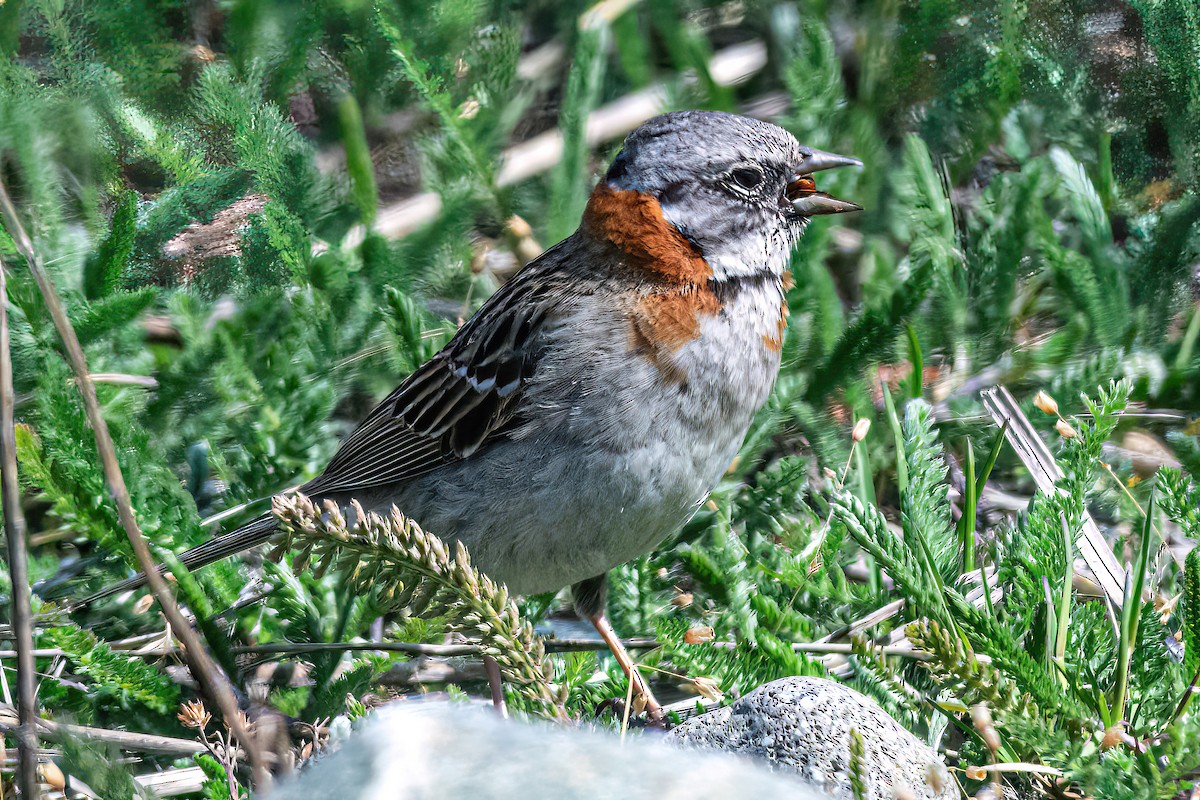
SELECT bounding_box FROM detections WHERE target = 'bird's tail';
[71,512,280,610]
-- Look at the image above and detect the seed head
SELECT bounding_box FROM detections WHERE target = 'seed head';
[1034,390,1059,416]
[691,676,724,702]
[178,700,211,730]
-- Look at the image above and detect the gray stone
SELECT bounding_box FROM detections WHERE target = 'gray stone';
[669,676,954,800]
[275,699,833,800]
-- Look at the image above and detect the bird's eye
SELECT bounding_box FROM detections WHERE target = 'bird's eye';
[728,166,764,192]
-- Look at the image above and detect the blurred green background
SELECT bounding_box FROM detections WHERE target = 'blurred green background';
[2,1,1200,796]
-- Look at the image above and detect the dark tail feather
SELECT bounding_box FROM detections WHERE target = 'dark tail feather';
[71,513,280,610]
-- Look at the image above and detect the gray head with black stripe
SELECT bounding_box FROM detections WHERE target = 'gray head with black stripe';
[604,110,861,280]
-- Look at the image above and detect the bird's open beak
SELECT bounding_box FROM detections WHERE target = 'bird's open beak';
[788,148,863,216]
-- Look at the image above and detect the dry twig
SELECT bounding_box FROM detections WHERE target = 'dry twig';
[0,703,206,757]
[0,195,40,799]
[981,385,1126,609]
[0,181,271,788]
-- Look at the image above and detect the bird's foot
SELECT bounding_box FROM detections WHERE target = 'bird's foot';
[587,612,665,727]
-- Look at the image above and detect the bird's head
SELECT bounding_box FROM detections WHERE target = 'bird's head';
[585,110,861,282]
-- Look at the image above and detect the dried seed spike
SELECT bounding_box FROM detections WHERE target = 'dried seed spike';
[454,540,472,569]
[292,493,312,518]
[323,498,345,530]
[691,676,724,702]
[1033,390,1059,416]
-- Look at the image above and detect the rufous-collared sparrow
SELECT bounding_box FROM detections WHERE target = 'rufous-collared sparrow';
[92,110,861,718]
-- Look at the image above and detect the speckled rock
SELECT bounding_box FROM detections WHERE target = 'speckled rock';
[669,676,954,800]
[275,699,833,800]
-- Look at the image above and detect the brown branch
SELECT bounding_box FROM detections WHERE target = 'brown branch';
[0,703,206,757]
[230,637,662,659]
[0,182,271,788]
[231,636,932,660]
[0,209,41,798]
[482,655,507,719]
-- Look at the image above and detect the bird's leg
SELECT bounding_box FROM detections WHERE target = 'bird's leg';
[573,575,663,723]
[586,611,664,722]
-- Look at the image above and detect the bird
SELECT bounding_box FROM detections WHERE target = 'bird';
[85,110,861,719]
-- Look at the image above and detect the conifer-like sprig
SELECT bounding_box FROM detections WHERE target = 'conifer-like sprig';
[272,493,566,720]
[908,620,1038,719]
[828,490,949,623]
[900,400,957,582]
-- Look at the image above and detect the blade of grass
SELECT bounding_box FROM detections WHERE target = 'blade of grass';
[1042,576,1057,665]
[979,558,996,619]
[881,383,908,494]
[976,422,1007,497]
[1054,516,1075,689]
[960,422,1007,586]
[905,323,923,399]
[853,440,882,598]
[957,439,977,575]
[1113,490,1156,722]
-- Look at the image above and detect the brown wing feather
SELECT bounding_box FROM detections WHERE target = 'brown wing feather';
[304,246,568,496]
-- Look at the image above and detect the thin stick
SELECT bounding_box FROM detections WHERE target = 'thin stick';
[230,636,931,660]
[0,704,206,757]
[231,637,660,658]
[0,182,270,788]
[0,215,41,798]
[981,385,1126,610]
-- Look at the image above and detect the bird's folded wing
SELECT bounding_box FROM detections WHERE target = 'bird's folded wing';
[305,269,559,496]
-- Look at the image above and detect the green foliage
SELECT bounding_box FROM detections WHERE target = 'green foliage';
[3,1,1200,794]
[44,624,180,717]
[196,753,235,800]
[59,736,151,800]
[83,192,138,301]
[849,727,867,800]
[339,93,378,226]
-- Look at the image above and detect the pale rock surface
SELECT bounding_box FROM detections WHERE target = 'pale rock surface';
[275,699,833,800]
[669,676,955,800]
